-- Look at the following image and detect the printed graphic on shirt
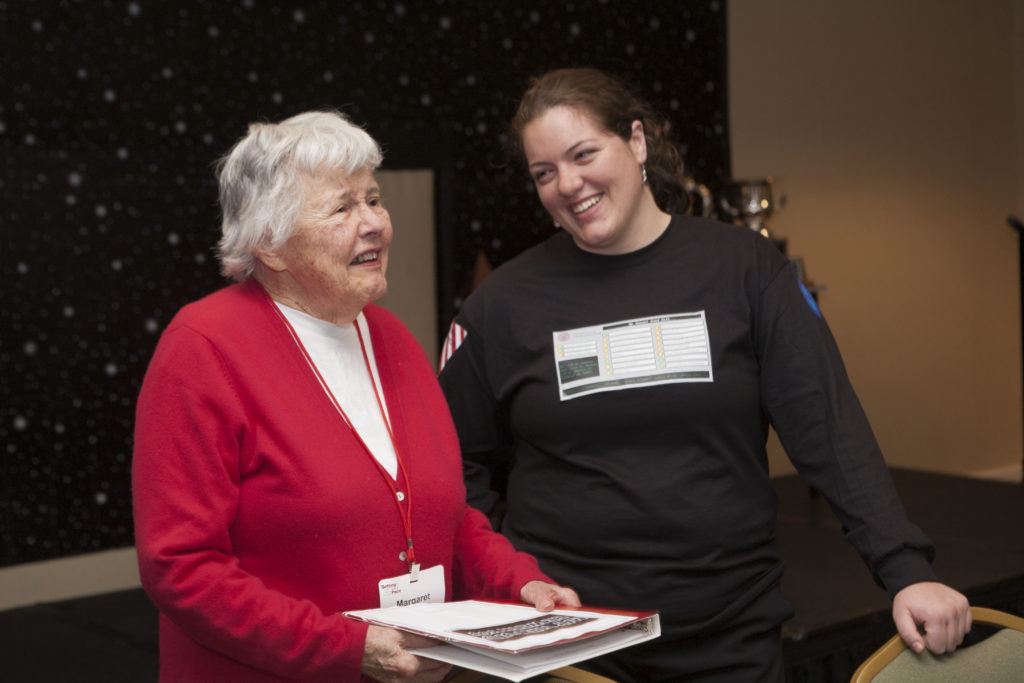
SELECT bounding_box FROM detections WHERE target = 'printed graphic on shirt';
[438,320,467,372]
[552,312,713,401]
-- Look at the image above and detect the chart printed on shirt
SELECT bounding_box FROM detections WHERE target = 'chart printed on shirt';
[552,311,713,401]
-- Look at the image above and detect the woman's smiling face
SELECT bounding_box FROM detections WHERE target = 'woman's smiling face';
[522,105,651,255]
[261,166,392,324]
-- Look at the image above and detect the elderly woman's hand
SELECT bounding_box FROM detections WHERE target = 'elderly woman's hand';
[520,580,582,611]
[361,625,451,683]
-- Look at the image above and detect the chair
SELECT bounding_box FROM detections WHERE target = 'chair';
[450,665,617,682]
[850,606,1024,682]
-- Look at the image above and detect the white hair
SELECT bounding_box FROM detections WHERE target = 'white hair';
[215,110,383,281]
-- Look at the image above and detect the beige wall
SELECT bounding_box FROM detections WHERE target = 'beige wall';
[1017,2,1024,213]
[376,169,438,361]
[730,0,1024,479]
[0,548,140,612]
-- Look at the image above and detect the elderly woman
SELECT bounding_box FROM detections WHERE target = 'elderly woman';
[132,110,578,682]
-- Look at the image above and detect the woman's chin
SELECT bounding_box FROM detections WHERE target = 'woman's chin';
[365,279,389,304]
[571,229,620,255]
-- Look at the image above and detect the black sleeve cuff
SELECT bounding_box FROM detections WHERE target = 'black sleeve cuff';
[875,549,940,600]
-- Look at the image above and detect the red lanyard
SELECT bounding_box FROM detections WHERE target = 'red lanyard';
[269,298,419,575]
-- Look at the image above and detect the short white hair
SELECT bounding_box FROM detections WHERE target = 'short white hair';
[215,110,383,281]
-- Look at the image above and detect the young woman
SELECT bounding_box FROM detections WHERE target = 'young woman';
[438,68,970,682]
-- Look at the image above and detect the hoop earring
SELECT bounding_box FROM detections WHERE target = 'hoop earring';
[641,164,648,184]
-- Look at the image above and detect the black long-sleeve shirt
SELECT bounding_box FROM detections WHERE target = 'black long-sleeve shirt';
[439,216,937,635]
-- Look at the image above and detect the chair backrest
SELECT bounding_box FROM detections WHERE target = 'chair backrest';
[850,607,1024,682]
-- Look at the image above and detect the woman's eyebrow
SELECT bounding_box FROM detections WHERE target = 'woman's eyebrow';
[528,139,597,169]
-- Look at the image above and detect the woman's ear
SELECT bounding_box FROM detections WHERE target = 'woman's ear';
[629,120,648,165]
[255,248,288,273]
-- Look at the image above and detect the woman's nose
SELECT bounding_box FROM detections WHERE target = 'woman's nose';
[356,203,386,234]
[557,168,583,196]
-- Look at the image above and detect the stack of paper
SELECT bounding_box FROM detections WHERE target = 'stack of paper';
[345,600,660,682]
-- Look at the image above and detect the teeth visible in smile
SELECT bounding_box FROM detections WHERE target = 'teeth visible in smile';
[353,251,378,264]
[572,195,601,214]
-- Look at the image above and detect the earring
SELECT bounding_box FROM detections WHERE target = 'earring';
[554,221,561,228]
[641,165,648,184]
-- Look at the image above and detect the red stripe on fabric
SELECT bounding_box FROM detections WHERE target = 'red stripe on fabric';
[438,320,466,372]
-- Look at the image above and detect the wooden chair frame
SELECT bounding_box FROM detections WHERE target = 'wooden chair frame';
[850,606,1024,682]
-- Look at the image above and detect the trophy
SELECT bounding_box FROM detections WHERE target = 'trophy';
[719,178,780,240]
[683,175,714,218]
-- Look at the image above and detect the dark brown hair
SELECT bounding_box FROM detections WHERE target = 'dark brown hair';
[508,67,689,214]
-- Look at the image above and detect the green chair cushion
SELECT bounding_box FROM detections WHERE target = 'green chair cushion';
[874,629,1024,682]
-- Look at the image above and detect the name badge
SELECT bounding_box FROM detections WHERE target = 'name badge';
[378,564,445,608]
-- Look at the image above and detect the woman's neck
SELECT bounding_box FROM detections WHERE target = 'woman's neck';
[577,190,671,255]
[629,195,673,252]
[254,269,360,326]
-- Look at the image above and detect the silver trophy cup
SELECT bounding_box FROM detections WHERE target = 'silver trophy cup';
[719,178,778,239]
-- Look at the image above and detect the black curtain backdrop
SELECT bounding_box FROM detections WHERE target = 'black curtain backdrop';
[1,0,729,566]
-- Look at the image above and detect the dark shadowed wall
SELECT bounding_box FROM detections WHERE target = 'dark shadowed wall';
[1,0,729,568]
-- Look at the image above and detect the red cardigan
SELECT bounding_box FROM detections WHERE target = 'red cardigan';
[133,282,549,681]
